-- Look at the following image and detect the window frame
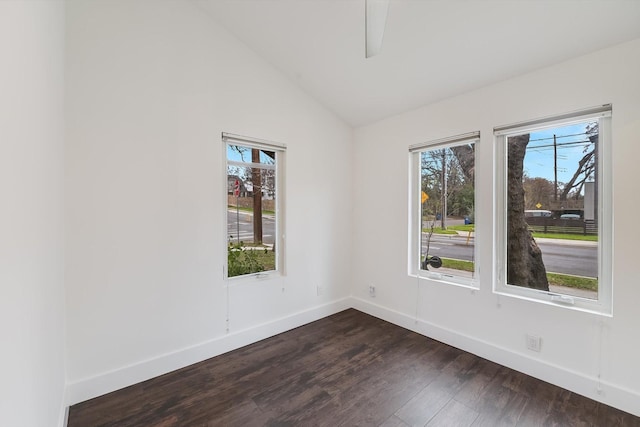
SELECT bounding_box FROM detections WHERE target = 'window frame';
[223,132,286,281]
[494,105,613,315]
[408,132,480,289]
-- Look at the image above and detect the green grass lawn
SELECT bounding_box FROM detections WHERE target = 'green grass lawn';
[531,232,597,242]
[547,272,597,291]
[422,228,459,235]
[440,257,474,272]
[436,257,596,290]
[448,224,475,232]
[253,251,276,270]
[227,243,275,277]
[425,223,597,243]
[423,224,473,235]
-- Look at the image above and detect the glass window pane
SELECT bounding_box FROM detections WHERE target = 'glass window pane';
[419,142,475,281]
[506,120,598,299]
[227,144,277,277]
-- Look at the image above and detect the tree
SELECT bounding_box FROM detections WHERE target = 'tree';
[559,122,598,202]
[450,144,475,182]
[421,149,447,226]
[421,146,475,227]
[523,177,554,210]
[445,144,475,218]
[251,149,263,244]
[229,146,275,245]
[507,134,549,291]
[447,140,549,289]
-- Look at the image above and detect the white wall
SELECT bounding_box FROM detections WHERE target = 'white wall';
[352,38,640,416]
[65,0,353,403]
[0,1,67,426]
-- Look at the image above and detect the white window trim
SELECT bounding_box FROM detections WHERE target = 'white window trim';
[493,105,613,315]
[408,132,480,289]
[223,132,286,281]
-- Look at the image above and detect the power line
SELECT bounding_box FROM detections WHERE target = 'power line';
[526,139,592,151]
[529,131,592,142]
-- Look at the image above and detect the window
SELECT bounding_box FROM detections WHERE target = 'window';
[494,105,612,314]
[409,132,479,287]
[224,133,285,278]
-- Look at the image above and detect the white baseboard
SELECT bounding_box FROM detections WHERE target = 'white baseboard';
[65,297,351,406]
[59,387,69,427]
[350,296,640,418]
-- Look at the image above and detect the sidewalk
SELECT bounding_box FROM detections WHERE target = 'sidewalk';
[448,230,597,247]
[227,207,275,220]
[533,237,597,247]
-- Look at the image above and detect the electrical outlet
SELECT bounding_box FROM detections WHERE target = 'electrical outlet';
[526,334,542,352]
[369,285,376,297]
[317,285,324,296]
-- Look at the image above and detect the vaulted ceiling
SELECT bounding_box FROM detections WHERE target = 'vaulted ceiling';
[194,0,640,126]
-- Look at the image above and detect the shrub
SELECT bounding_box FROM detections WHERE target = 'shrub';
[227,241,268,277]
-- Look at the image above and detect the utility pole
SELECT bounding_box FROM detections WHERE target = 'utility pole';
[234,179,240,245]
[252,149,263,244]
[592,133,599,224]
[441,149,447,229]
[553,134,558,202]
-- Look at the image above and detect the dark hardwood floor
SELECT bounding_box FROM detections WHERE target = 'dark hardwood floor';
[68,309,640,426]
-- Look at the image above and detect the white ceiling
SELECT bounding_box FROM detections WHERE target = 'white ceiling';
[194,0,640,127]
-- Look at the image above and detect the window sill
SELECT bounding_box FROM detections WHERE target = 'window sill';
[493,287,612,317]
[409,272,478,291]
[227,270,282,283]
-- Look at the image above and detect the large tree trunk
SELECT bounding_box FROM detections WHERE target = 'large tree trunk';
[507,134,549,291]
[559,150,594,201]
[450,144,475,182]
[252,149,263,244]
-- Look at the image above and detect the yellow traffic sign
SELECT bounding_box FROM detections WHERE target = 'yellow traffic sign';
[536,203,542,209]
[421,191,429,203]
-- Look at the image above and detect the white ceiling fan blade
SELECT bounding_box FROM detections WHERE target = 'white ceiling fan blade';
[365,0,390,58]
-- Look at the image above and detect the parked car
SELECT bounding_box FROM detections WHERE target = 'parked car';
[560,213,581,220]
[525,209,552,218]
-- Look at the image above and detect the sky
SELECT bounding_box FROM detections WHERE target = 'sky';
[227,144,276,179]
[227,144,274,164]
[227,132,594,195]
[522,120,596,192]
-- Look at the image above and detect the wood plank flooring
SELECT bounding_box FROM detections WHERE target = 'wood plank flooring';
[68,309,640,426]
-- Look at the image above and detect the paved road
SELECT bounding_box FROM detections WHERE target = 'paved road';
[536,239,597,278]
[229,209,597,278]
[422,233,597,278]
[227,209,275,245]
